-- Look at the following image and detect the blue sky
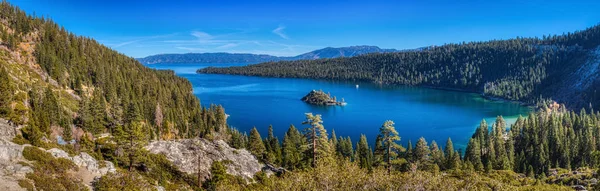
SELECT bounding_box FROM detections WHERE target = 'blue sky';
[10,0,600,58]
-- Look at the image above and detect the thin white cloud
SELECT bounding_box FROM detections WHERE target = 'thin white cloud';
[106,33,178,48]
[112,39,143,48]
[191,31,213,40]
[217,43,239,49]
[176,46,207,52]
[272,25,289,39]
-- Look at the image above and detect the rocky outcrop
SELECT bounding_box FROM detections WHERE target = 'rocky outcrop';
[0,118,116,190]
[46,148,116,175]
[145,138,262,181]
[0,119,29,191]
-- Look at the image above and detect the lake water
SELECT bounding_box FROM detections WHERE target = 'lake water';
[146,63,531,150]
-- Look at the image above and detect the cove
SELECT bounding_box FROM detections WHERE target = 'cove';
[146,63,531,150]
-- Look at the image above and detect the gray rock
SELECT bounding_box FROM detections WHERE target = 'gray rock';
[44,148,116,176]
[145,138,263,181]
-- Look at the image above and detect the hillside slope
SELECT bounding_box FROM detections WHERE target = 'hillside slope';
[199,25,600,110]
[0,2,241,190]
[0,1,228,142]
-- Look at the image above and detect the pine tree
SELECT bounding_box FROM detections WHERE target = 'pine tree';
[356,134,372,169]
[205,161,228,191]
[154,103,163,140]
[466,138,483,171]
[0,67,14,117]
[248,127,266,160]
[265,125,282,165]
[444,138,456,170]
[282,125,305,170]
[339,136,354,160]
[302,113,332,167]
[115,121,148,171]
[379,120,403,174]
[493,116,509,170]
[406,140,414,162]
[430,140,444,169]
[414,137,430,165]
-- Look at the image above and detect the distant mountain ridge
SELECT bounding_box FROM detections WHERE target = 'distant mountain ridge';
[137,45,398,64]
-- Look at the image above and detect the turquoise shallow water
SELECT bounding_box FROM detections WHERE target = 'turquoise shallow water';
[146,63,531,150]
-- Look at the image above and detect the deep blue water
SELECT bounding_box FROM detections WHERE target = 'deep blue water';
[146,63,531,150]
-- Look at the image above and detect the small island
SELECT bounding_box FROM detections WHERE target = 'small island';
[301,90,347,106]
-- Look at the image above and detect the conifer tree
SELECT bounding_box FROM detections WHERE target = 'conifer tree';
[154,103,163,140]
[282,125,305,170]
[356,134,372,170]
[265,125,282,165]
[0,66,14,117]
[430,140,444,169]
[378,120,403,174]
[444,138,456,170]
[302,113,332,167]
[115,121,148,171]
[414,137,430,165]
[466,138,483,171]
[248,127,266,160]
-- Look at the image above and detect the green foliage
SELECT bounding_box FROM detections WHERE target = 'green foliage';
[204,161,229,191]
[264,125,282,165]
[17,179,34,191]
[303,113,333,166]
[114,121,149,171]
[94,172,154,191]
[0,66,14,117]
[377,120,404,173]
[282,125,307,170]
[22,146,87,191]
[355,134,373,170]
[248,127,266,160]
[217,158,572,191]
[22,146,77,174]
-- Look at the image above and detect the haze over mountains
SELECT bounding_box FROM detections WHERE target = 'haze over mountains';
[137,45,398,64]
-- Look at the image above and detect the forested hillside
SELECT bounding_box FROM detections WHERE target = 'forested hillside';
[199,25,600,110]
[0,1,235,189]
[0,1,228,143]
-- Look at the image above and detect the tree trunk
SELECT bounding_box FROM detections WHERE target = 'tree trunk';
[197,149,202,188]
[129,135,134,172]
[387,144,391,174]
[313,126,317,167]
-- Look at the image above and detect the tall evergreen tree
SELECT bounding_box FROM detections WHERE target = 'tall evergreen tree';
[248,127,266,160]
[115,121,148,171]
[154,103,163,140]
[378,120,403,174]
[302,113,333,167]
[414,137,430,165]
[0,67,14,117]
[282,125,305,170]
[444,138,457,170]
[356,134,372,170]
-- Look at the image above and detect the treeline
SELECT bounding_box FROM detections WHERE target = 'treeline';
[0,1,228,145]
[226,105,600,180]
[199,24,600,110]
